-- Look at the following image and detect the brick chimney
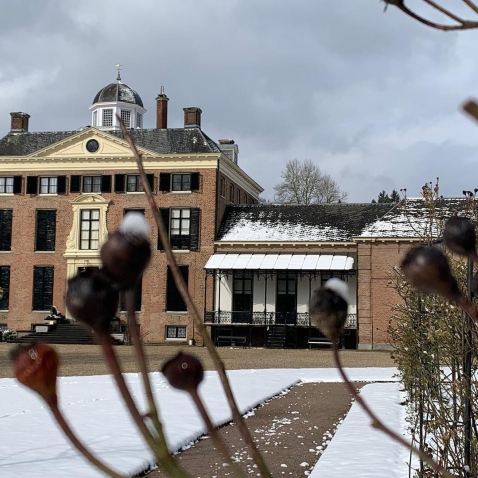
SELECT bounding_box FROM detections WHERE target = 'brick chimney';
[183,107,202,129]
[155,86,169,129]
[10,112,30,132]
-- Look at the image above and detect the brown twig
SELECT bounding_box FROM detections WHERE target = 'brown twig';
[189,389,247,477]
[332,343,456,478]
[384,0,478,30]
[462,0,478,15]
[98,333,189,478]
[124,289,187,476]
[117,116,272,478]
[48,400,125,478]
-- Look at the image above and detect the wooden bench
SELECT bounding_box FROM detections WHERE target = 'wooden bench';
[308,337,333,349]
[215,335,247,347]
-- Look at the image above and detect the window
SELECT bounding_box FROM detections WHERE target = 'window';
[276,272,297,324]
[243,193,247,204]
[40,177,57,194]
[93,111,98,127]
[35,210,56,252]
[114,174,153,193]
[172,174,191,191]
[136,112,142,128]
[127,175,143,192]
[0,210,12,251]
[33,266,54,311]
[120,278,142,312]
[0,176,21,194]
[70,175,111,193]
[83,176,102,193]
[166,326,187,339]
[158,208,200,251]
[170,208,190,248]
[0,266,10,310]
[27,176,65,195]
[166,266,188,311]
[120,109,131,128]
[221,177,225,197]
[80,209,100,250]
[159,173,199,192]
[236,190,241,204]
[233,272,253,312]
[103,109,113,127]
[0,177,13,194]
[229,184,234,202]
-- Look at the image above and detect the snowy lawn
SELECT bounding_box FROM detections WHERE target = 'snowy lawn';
[0,368,409,477]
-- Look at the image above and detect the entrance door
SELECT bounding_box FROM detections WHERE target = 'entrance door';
[232,272,253,323]
[276,273,297,324]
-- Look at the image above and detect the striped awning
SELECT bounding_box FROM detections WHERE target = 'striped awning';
[204,253,354,270]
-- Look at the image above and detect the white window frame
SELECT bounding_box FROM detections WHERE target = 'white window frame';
[166,325,187,340]
[126,175,143,193]
[121,109,131,128]
[83,176,102,193]
[39,177,57,194]
[0,177,14,194]
[102,109,113,127]
[80,209,100,250]
[136,112,142,128]
[93,111,98,127]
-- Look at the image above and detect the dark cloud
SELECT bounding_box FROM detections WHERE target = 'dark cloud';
[1,0,478,202]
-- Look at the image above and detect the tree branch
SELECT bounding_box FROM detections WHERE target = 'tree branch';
[384,0,478,31]
[462,0,478,15]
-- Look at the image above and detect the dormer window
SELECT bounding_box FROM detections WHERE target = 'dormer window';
[102,109,113,128]
[121,110,131,128]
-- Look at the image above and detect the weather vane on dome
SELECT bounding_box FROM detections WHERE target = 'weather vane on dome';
[115,63,122,82]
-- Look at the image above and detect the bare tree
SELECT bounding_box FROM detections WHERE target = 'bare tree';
[273,159,347,205]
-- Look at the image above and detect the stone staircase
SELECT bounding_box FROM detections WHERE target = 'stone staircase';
[17,323,96,345]
[266,325,287,349]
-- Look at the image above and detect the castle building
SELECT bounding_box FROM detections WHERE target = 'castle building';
[0,74,444,350]
[0,74,261,344]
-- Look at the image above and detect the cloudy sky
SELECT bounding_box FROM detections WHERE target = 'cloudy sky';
[1,0,478,202]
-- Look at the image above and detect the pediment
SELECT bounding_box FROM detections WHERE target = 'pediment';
[71,193,110,205]
[29,128,152,158]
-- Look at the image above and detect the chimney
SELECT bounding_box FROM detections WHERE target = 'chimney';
[10,112,30,132]
[155,86,169,129]
[183,107,202,129]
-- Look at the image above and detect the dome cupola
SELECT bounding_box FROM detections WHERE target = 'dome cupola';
[89,65,146,130]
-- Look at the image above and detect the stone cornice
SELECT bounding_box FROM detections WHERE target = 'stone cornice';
[218,156,263,197]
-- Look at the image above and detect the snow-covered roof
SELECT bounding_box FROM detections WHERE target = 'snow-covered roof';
[358,197,467,238]
[217,199,472,242]
[217,204,393,242]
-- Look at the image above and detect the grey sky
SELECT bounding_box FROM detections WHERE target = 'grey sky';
[1,0,478,202]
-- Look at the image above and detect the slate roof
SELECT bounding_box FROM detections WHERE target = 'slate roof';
[92,82,143,107]
[359,197,468,238]
[217,198,475,242]
[0,127,221,156]
[217,203,394,242]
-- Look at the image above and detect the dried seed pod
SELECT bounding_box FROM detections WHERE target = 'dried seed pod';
[66,269,119,334]
[11,343,59,406]
[443,216,477,258]
[161,352,204,394]
[309,278,349,342]
[101,212,151,290]
[400,245,462,302]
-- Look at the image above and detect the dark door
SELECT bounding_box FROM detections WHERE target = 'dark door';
[276,273,297,324]
[232,272,253,323]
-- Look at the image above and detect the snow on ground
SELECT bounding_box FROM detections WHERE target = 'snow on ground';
[0,368,407,477]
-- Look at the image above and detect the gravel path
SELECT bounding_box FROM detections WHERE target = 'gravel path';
[0,344,394,378]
